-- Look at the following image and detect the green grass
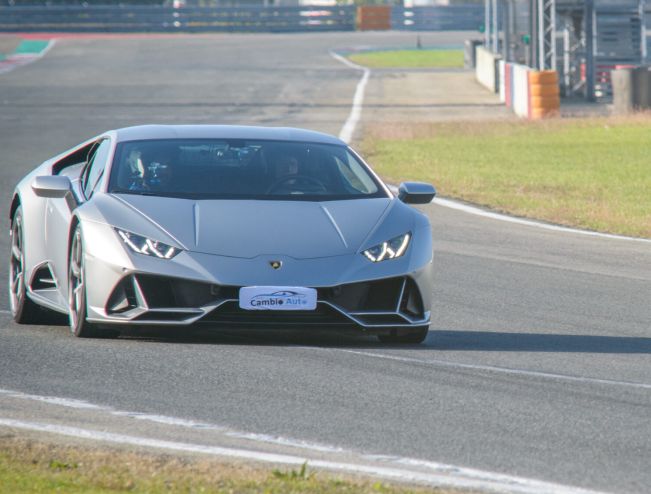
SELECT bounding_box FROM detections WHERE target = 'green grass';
[362,118,651,238]
[0,436,459,494]
[348,49,464,69]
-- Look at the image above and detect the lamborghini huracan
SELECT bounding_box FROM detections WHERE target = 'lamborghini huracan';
[8,125,436,343]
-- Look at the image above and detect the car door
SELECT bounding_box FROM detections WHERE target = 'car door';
[46,138,112,309]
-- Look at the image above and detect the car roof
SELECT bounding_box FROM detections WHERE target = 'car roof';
[114,125,346,146]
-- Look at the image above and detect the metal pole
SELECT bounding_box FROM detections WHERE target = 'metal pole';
[585,0,595,101]
[502,0,511,61]
[563,18,570,96]
[492,0,499,54]
[640,0,647,62]
[485,0,491,49]
[530,0,537,68]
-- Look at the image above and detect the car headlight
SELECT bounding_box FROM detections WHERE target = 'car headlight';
[115,229,181,259]
[363,232,411,263]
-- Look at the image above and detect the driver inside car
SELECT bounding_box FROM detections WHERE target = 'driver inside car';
[267,153,328,195]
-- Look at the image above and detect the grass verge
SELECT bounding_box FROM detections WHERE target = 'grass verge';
[347,49,464,69]
[0,435,463,494]
[362,117,651,238]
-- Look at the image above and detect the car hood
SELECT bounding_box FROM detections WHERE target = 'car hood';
[113,195,392,259]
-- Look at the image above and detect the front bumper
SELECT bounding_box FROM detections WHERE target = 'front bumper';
[91,273,430,330]
[81,220,433,331]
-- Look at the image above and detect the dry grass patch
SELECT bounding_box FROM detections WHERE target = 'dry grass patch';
[362,117,651,238]
[0,434,467,494]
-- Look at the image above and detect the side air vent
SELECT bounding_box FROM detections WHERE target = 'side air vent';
[399,278,425,319]
[106,277,138,314]
[31,264,57,291]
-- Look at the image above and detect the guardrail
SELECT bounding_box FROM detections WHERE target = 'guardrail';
[0,4,483,33]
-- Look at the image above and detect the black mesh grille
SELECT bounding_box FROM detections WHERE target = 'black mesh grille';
[320,277,404,312]
[136,275,219,308]
[399,278,425,319]
[200,301,354,327]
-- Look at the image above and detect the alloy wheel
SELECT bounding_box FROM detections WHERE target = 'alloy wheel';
[68,229,84,332]
[9,215,25,315]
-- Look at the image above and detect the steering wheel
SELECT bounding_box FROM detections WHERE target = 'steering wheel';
[266,175,327,194]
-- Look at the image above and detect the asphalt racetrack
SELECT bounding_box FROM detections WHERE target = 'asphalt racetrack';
[0,32,650,493]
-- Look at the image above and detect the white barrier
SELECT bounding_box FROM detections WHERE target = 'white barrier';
[511,63,530,118]
[475,46,501,93]
[498,60,506,102]
[476,42,559,119]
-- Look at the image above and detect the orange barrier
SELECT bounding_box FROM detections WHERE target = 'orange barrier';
[528,70,560,119]
[357,5,391,31]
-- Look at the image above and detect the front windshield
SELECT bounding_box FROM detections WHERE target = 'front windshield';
[108,139,386,201]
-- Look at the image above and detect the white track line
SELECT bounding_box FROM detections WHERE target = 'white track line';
[432,197,651,243]
[331,52,650,243]
[330,51,370,144]
[0,388,340,455]
[0,418,604,494]
[333,349,651,391]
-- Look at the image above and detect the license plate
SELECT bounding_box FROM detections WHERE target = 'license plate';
[239,286,317,311]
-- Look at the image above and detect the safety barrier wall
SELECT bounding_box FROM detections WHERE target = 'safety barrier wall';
[498,60,560,119]
[0,4,483,33]
[476,46,501,93]
[0,5,357,32]
[391,5,483,31]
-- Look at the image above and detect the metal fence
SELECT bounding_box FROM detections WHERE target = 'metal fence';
[0,4,483,33]
[391,5,483,32]
[0,5,357,32]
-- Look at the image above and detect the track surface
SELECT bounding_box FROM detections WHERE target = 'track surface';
[1,32,650,493]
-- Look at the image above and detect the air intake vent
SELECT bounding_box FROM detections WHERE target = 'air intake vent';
[106,277,138,314]
[31,264,57,291]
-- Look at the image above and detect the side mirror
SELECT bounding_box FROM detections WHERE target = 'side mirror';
[397,182,436,204]
[32,175,73,198]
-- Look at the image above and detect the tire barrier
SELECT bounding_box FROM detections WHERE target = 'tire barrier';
[528,70,560,119]
[497,59,560,120]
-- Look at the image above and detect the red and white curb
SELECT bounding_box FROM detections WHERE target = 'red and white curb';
[0,40,55,75]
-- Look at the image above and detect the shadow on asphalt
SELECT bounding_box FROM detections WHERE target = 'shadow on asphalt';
[7,317,649,353]
[117,326,399,349]
[433,330,651,354]
[111,327,651,354]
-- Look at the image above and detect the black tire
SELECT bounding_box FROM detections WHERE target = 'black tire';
[68,225,102,338]
[8,207,43,324]
[377,326,429,345]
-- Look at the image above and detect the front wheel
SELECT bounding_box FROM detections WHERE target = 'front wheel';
[68,225,99,338]
[9,207,42,324]
[377,326,429,345]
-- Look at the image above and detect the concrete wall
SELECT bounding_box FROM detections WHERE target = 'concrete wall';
[612,66,651,114]
[476,46,501,93]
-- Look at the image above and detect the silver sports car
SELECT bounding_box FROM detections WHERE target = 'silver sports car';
[8,125,436,343]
